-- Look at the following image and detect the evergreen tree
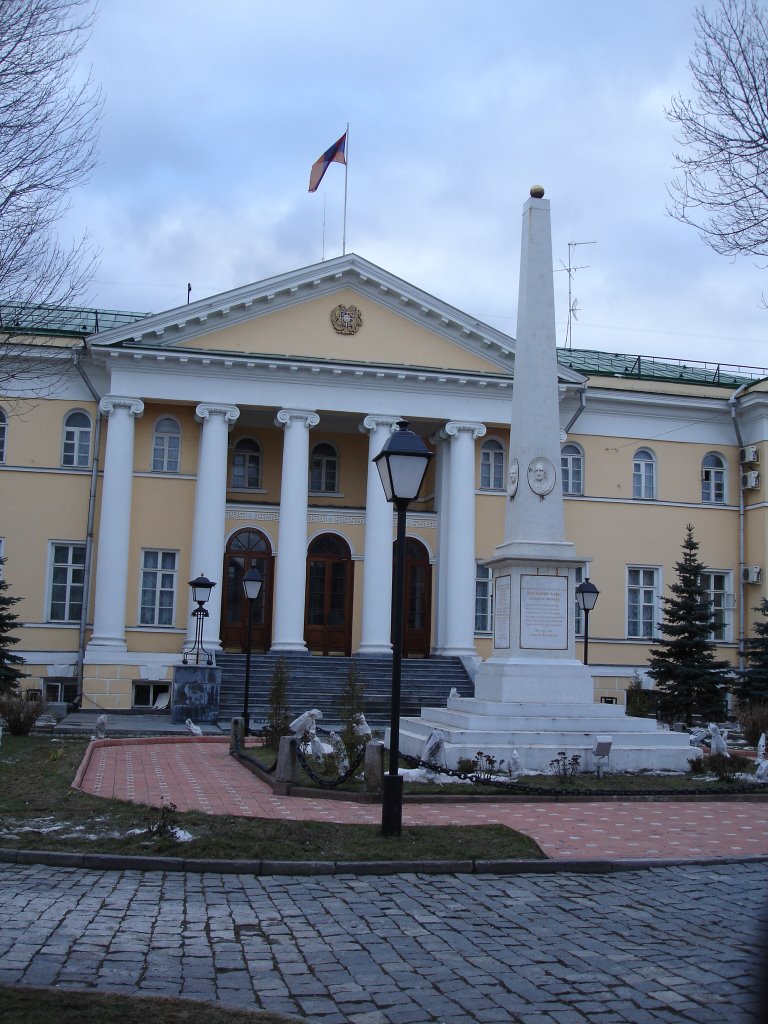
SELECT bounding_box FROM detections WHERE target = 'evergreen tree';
[734,598,768,705]
[0,558,25,692]
[647,524,732,725]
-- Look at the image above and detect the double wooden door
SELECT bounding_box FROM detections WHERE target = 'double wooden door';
[305,533,354,655]
[221,529,274,652]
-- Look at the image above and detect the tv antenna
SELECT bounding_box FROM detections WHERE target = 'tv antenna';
[556,240,596,349]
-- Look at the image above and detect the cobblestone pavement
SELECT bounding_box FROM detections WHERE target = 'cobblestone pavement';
[0,861,764,1024]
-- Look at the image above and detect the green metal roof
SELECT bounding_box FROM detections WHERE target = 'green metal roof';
[0,302,150,338]
[557,348,768,387]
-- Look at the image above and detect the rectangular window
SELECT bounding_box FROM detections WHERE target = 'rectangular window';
[140,550,177,626]
[701,571,732,642]
[49,543,86,621]
[132,681,170,708]
[627,566,659,638]
[475,563,493,633]
[152,435,180,473]
[45,679,79,703]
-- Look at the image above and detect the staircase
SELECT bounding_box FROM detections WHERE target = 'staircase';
[216,652,474,731]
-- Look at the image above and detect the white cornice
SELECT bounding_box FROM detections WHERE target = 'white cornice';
[85,253,585,386]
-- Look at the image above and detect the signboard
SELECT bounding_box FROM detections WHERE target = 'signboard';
[493,574,511,649]
[520,574,568,650]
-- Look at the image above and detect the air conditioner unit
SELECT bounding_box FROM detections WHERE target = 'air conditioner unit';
[741,471,760,490]
[743,566,763,584]
[739,445,760,464]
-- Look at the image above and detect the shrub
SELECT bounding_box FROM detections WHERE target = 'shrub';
[338,663,367,760]
[734,700,768,746]
[260,657,292,750]
[705,752,752,781]
[549,751,581,784]
[0,691,49,735]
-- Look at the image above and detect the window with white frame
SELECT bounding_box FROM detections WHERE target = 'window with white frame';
[61,411,92,467]
[49,543,86,621]
[701,570,733,641]
[475,563,493,633]
[561,443,584,496]
[0,408,6,463]
[480,439,505,490]
[152,417,181,472]
[632,448,656,499]
[139,550,177,626]
[231,437,262,488]
[627,566,659,638]
[701,452,726,504]
[574,565,584,636]
[310,442,338,492]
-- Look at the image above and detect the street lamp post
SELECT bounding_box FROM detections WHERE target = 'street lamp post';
[183,573,216,666]
[241,565,263,737]
[575,577,600,666]
[373,421,434,838]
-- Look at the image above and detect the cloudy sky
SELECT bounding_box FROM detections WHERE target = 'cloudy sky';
[63,0,768,370]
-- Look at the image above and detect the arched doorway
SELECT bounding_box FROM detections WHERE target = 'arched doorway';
[395,537,432,658]
[305,533,354,655]
[222,529,274,652]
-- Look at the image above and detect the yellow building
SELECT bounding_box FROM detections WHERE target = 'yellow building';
[1,253,765,711]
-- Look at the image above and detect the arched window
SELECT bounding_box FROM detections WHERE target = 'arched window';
[561,443,584,496]
[0,408,6,464]
[61,410,92,467]
[480,439,505,490]
[310,442,338,493]
[701,452,726,503]
[230,438,262,489]
[632,448,656,500]
[152,417,181,472]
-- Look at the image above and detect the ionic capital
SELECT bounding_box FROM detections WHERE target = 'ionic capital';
[275,408,320,429]
[442,420,486,442]
[359,414,401,436]
[99,396,144,418]
[195,403,240,428]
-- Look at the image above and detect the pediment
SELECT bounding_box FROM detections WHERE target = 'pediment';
[88,253,584,383]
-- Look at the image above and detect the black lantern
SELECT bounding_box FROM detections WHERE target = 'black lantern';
[241,565,264,736]
[373,421,434,837]
[183,573,216,666]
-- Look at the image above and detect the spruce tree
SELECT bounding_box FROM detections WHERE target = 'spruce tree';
[0,558,25,692]
[647,524,732,725]
[734,598,768,705]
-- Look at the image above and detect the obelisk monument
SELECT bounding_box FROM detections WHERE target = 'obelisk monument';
[475,185,591,705]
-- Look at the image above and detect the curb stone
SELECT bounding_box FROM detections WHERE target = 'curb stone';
[1,846,767,876]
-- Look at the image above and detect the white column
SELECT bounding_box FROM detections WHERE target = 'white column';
[88,396,144,651]
[441,420,485,657]
[271,408,319,652]
[358,414,400,655]
[188,403,240,652]
[431,435,451,654]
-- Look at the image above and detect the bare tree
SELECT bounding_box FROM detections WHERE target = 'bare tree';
[0,0,101,396]
[667,0,768,259]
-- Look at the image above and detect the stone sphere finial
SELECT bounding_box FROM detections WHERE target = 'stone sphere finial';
[530,184,545,198]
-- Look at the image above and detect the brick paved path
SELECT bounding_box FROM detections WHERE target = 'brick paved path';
[0,861,764,1023]
[75,738,768,860]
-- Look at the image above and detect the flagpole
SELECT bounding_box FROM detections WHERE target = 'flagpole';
[342,122,349,255]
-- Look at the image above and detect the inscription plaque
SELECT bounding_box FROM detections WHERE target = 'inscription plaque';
[520,574,567,650]
[494,574,511,649]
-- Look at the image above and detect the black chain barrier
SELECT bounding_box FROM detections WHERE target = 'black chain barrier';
[295,738,367,788]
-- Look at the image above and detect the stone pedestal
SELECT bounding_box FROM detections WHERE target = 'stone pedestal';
[171,665,221,724]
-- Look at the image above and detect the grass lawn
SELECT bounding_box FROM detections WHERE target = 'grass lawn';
[0,984,298,1024]
[0,736,543,862]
